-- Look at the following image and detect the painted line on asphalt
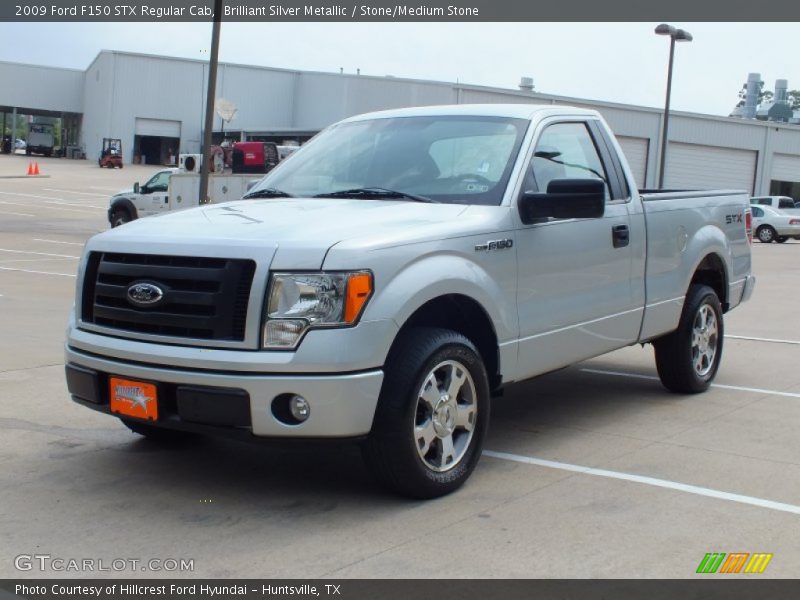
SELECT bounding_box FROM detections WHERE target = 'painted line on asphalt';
[483,450,800,516]
[727,334,800,346]
[0,266,75,277]
[32,238,84,246]
[0,248,80,259]
[0,200,98,215]
[0,210,34,217]
[581,368,800,399]
[43,188,108,197]
[0,191,104,209]
[89,186,121,191]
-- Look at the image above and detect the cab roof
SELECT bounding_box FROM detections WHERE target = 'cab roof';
[342,103,601,123]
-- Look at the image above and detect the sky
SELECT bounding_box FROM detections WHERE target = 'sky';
[0,22,796,116]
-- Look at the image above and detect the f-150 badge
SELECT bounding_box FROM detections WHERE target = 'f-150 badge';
[475,239,513,252]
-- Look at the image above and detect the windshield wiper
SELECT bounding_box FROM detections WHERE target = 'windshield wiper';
[242,187,294,199]
[313,187,439,203]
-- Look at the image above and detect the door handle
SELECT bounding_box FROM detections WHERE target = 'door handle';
[612,224,629,248]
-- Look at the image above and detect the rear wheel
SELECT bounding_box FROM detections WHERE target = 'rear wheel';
[654,284,723,394]
[110,207,132,227]
[363,327,490,498]
[757,225,776,243]
[776,236,788,243]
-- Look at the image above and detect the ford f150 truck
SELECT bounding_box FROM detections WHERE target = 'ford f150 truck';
[65,104,755,498]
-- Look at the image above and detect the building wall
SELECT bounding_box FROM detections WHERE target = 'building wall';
[3,50,800,196]
[0,60,83,113]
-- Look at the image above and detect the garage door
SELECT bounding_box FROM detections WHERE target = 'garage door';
[616,136,649,188]
[665,142,756,193]
[771,153,800,183]
[135,118,181,138]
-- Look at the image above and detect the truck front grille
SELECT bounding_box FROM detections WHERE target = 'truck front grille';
[81,252,256,342]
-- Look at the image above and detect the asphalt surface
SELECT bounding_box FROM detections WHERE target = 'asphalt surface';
[1,154,799,578]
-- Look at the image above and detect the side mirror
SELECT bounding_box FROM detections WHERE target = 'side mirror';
[519,178,605,224]
[133,182,140,194]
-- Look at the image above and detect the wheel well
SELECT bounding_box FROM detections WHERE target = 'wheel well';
[397,295,501,391]
[691,254,728,312]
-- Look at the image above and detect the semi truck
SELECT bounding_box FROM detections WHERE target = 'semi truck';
[66,104,755,498]
[26,123,54,157]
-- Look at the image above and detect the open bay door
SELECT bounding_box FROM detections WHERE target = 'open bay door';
[134,118,182,166]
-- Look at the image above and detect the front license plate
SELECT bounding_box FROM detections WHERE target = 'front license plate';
[109,377,158,421]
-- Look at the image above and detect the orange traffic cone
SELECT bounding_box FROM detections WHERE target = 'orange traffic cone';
[33,162,40,176]
[26,162,34,176]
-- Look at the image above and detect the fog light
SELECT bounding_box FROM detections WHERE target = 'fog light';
[289,395,310,422]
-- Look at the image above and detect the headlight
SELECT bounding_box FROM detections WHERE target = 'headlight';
[263,271,373,348]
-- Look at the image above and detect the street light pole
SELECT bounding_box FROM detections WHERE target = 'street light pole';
[199,0,223,205]
[655,24,692,189]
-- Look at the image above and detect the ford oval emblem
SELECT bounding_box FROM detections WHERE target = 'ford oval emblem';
[126,282,164,307]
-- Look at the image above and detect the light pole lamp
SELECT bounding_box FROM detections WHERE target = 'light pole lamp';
[655,24,692,189]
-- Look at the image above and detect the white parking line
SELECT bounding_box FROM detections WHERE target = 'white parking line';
[0,248,80,259]
[32,238,84,246]
[0,200,97,215]
[89,186,121,191]
[727,334,800,346]
[581,368,800,399]
[43,188,108,197]
[0,191,104,209]
[483,450,800,515]
[0,210,34,217]
[0,266,75,277]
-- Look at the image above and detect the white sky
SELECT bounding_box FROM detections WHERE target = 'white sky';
[1,22,796,116]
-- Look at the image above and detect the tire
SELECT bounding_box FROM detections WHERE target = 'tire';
[363,327,490,499]
[110,207,132,227]
[654,284,724,394]
[776,236,788,243]
[121,418,196,442]
[757,225,776,243]
[25,149,31,156]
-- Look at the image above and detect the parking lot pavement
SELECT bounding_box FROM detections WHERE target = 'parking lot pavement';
[1,154,800,578]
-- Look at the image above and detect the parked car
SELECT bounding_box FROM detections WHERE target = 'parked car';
[14,138,26,150]
[750,196,800,215]
[750,204,800,243]
[65,104,755,498]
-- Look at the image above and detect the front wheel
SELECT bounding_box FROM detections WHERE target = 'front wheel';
[363,327,490,498]
[757,225,776,243]
[654,284,723,394]
[110,207,132,227]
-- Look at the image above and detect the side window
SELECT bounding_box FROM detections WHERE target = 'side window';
[779,198,794,209]
[148,172,170,191]
[751,206,763,217]
[525,122,610,201]
[756,198,771,205]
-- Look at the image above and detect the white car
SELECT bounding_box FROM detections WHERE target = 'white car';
[750,204,800,243]
[750,196,800,213]
[14,139,26,150]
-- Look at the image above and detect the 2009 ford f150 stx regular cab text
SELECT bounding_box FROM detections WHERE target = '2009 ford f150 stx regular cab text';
[65,105,755,498]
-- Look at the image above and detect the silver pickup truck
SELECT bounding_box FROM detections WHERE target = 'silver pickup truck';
[65,104,755,498]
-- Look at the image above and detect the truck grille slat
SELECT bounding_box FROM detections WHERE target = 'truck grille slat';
[82,252,256,342]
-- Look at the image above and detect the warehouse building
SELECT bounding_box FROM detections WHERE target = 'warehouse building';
[2,49,800,197]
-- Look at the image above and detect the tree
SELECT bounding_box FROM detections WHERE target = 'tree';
[788,90,800,110]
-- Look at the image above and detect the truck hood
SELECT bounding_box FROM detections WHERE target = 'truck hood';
[88,198,468,269]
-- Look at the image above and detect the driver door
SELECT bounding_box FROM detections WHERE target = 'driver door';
[139,170,171,216]
[514,119,641,380]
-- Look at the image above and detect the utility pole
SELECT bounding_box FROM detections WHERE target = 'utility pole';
[199,0,223,205]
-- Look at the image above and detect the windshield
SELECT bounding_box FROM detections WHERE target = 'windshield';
[250,115,529,205]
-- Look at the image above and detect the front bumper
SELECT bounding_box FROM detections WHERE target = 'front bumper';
[65,345,383,439]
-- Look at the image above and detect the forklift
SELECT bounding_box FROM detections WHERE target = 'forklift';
[98,138,123,168]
